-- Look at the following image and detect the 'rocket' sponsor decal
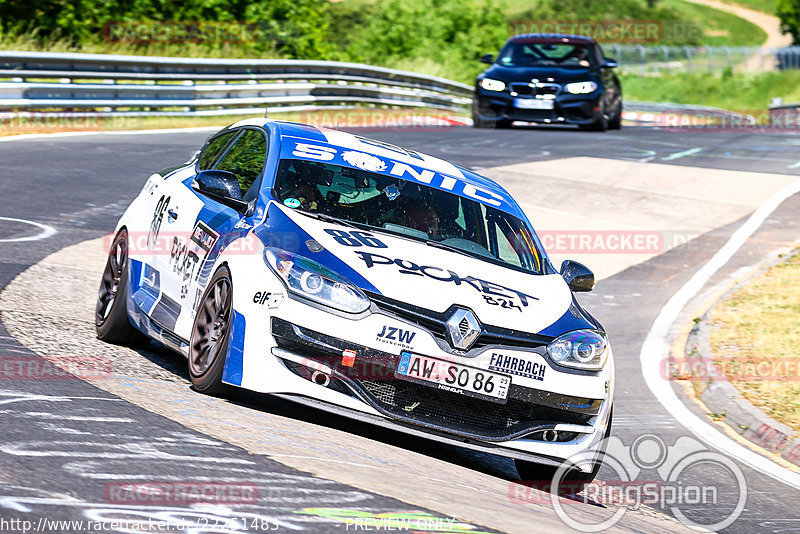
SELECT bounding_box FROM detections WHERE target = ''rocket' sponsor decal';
[169,221,219,299]
[354,250,538,308]
[489,353,546,381]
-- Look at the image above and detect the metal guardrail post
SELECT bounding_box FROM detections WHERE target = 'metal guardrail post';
[638,45,646,76]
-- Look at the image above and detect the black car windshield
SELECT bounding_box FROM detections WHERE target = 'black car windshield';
[497,42,595,68]
[273,159,542,274]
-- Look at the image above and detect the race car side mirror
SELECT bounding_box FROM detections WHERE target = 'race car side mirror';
[193,170,249,213]
[480,54,494,64]
[602,57,618,68]
[560,260,595,292]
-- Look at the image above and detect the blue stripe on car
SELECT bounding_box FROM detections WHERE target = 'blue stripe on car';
[536,302,598,337]
[222,309,245,386]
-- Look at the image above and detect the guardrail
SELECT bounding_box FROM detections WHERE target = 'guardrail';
[610,45,800,75]
[0,51,473,116]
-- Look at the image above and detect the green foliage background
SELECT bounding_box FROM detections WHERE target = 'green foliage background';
[0,0,724,81]
[778,0,800,44]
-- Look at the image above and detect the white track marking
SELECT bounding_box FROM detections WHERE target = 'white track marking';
[641,177,800,490]
[0,216,56,243]
[661,147,703,161]
[24,413,135,423]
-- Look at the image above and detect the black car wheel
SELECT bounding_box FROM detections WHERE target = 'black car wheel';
[96,228,146,345]
[515,407,613,488]
[189,266,234,395]
[472,100,511,129]
[581,104,608,132]
[608,100,623,130]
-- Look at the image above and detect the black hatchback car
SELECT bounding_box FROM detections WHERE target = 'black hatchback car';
[474,34,622,131]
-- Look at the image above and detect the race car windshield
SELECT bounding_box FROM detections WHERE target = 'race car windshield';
[273,159,542,274]
[497,42,595,68]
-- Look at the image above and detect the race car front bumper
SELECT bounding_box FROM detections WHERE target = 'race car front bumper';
[271,317,600,444]
[474,90,603,126]
[266,310,613,471]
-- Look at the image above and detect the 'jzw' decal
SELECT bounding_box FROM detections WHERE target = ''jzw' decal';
[169,221,219,299]
[354,251,537,307]
[376,325,416,349]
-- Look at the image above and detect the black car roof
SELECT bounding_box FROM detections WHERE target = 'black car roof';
[508,33,597,45]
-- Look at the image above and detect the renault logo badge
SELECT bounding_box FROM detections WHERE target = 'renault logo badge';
[445,308,481,350]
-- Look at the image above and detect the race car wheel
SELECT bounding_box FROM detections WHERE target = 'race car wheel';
[515,407,613,488]
[472,100,511,128]
[95,228,145,345]
[581,110,608,132]
[189,266,233,395]
[608,101,623,130]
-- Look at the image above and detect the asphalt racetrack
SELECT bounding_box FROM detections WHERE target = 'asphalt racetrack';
[1,123,799,533]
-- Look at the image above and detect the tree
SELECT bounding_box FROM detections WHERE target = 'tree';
[777,0,800,44]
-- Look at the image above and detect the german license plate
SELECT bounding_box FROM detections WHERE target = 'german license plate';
[514,98,554,110]
[395,352,511,404]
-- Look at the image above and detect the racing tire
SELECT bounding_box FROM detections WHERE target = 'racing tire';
[515,407,613,489]
[95,228,146,345]
[581,112,608,132]
[472,100,511,128]
[473,112,509,129]
[608,102,623,130]
[188,266,234,396]
[474,116,512,129]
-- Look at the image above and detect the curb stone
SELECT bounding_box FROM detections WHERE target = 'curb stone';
[686,287,800,467]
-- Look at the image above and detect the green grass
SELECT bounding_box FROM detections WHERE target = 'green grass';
[0,32,282,59]
[659,0,767,45]
[723,0,776,14]
[622,70,800,111]
[711,251,800,432]
[347,0,767,47]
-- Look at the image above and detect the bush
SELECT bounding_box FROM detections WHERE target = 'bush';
[512,0,703,45]
[327,0,508,80]
[0,0,331,58]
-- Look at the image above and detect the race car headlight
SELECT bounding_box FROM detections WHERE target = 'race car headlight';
[264,248,370,314]
[480,78,506,92]
[564,81,598,94]
[547,329,608,371]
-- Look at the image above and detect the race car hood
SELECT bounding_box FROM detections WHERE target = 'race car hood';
[260,203,577,336]
[480,64,599,85]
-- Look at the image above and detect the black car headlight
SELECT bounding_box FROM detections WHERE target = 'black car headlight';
[264,248,370,314]
[564,81,599,94]
[547,329,608,371]
[480,78,506,92]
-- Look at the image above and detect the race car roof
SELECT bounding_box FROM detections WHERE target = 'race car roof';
[508,33,597,45]
[236,118,523,218]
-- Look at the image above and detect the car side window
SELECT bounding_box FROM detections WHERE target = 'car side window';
[593,44,605,66]
[198,132,236,171]
[214,129,268,196]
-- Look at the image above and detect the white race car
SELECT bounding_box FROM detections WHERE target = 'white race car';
[96,118,614,482]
